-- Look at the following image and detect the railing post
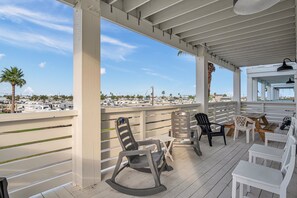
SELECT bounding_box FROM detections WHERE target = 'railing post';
[233,67,241,114]
[262,103,265,113]
[140,111,146,140]
[213,104,217,123]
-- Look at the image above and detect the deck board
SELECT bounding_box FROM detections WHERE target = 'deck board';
[32,129,297,198]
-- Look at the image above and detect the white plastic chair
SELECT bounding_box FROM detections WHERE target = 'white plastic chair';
[265,117,296,146]
[249,117,296,167]
[233,115,255,143]
[232,135,296,198]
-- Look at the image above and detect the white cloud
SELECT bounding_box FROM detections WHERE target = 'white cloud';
[39,61,46,68]
[0,27,72,53]
[101,35,136,49]
[0,5,72,33]
[101,35,137,61]
[141,68,174,81]
[101,68,106,75]
[0,53,5,60]
[23,86,34,95]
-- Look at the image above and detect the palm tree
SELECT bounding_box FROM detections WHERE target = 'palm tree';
[178,50,215,97]
[161,90,165,99]
[0,67,26,113]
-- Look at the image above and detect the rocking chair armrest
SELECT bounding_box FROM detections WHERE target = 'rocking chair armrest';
[137,139,162,151]
[120,149,151,157]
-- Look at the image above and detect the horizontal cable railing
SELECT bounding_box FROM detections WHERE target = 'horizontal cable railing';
[0,111,77,198]
[241,101,296,123]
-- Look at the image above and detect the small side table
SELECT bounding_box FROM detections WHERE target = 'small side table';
[151,134,175,162]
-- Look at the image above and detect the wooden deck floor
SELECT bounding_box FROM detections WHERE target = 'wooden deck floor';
[32,130,297,198]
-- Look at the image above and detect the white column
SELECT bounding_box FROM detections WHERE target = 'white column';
[73,0,101,188]
[196,56,208,113]
[294,74,297,103]
[261,81,266,101]
[252,78,258,101]
[267,84,271,100]
[247,77,252,101]
[275,88,280,100]
[271,86,275,100]
[233,68,241,114]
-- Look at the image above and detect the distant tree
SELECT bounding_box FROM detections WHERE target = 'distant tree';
[0,67,26,113]
[67,95,73,101]
[39,95,48,103]
[188,95,195,100]
[136,94,143,99]
[161,90,165,98]
[223,94,227,97]
[15,95,20,101]
[30,95,39,101]
[100,92,107,100]
[52,95,59,101]
[5,95,12,101]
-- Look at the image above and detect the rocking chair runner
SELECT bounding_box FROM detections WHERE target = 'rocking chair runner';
[195,113,226,147]
[106,117,173,196]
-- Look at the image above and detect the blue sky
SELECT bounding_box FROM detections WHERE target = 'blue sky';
[0,0,245,97]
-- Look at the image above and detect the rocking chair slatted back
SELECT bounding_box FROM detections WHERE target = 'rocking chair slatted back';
[171,111,191,139]
[115,117,138,151]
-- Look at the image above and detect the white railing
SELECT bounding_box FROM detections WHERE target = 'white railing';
[101,104,201,171]
[241,101,296,123]
[0,111,77,198]
[208,101,237,124]
[0,101,239,197]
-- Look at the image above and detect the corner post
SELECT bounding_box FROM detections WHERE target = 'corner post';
[261,81,266,101]
[73,0,101,188]
[233,67,241,114]
[252,78,258,101]
[195,55,208,113]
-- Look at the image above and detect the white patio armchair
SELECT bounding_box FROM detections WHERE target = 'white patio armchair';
[265,117,296,146]
[232,135,296,198]
[233,115,255,143]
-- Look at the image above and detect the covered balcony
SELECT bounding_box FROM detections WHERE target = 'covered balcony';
[0,0,297,197]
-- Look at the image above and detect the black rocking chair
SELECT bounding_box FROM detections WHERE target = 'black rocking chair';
[106,117,173,196]
[195,113,226,147]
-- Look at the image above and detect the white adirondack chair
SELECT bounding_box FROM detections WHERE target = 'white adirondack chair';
[232,135,296,198]
[265,117,296,146]
[249,117,296,166]
[233,115,255,143]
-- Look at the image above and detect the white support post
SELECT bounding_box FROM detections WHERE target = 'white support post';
[247,77,252,101]
[295,74,297,104]
[252,78,258,101]
[275,88,280,100]
[196,55,208,113]
[73,0,101,188]
[261,81,266,101]
[267,84,271,100]
[233,68,241,114]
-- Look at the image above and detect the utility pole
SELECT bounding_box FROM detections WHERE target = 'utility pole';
[151,86,154,106]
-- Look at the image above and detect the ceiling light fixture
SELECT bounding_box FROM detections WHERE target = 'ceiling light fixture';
[233,0,280,15]
[286,78,295,84]
[277,58,295,72]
